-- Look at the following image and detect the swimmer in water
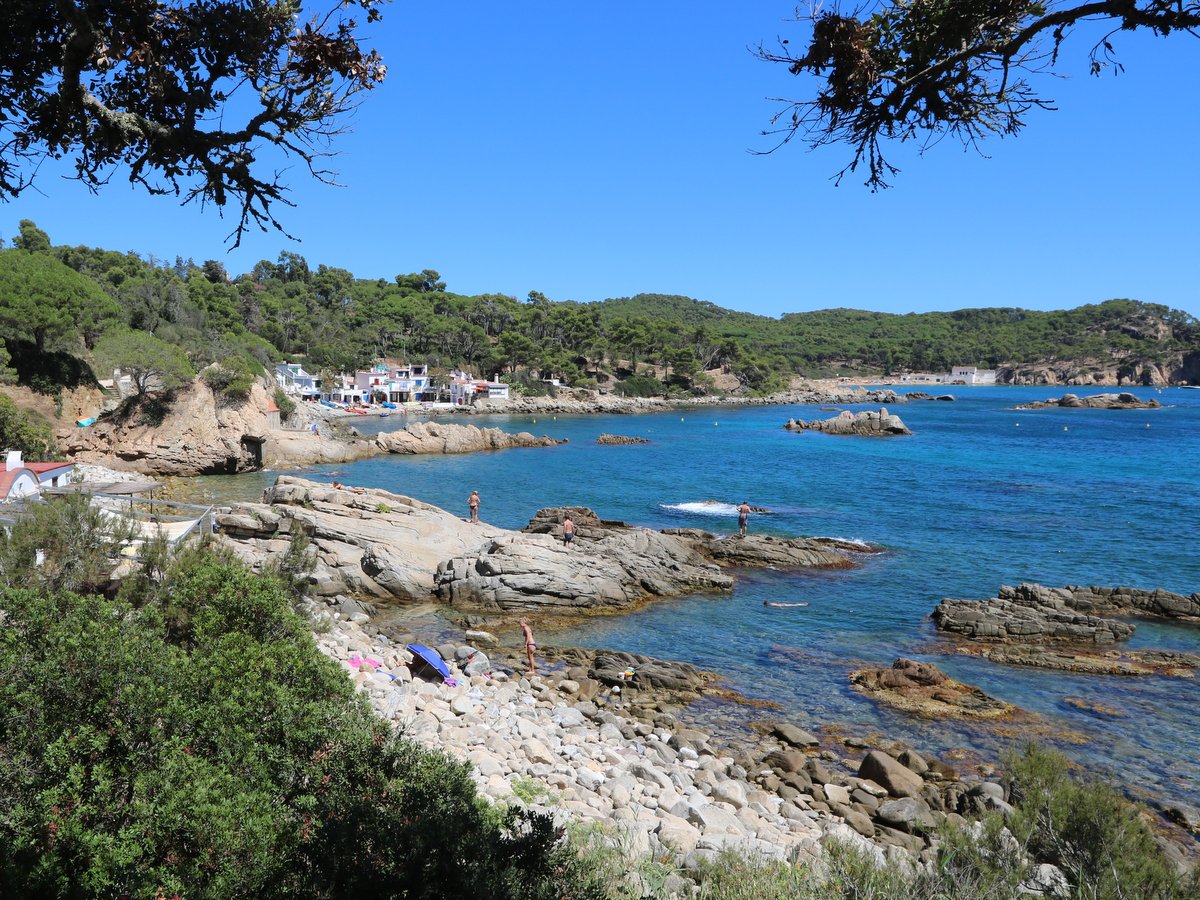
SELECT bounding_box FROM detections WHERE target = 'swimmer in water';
[763,601,809,607]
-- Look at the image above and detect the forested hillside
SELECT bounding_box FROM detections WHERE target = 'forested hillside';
[1,219,1197,401]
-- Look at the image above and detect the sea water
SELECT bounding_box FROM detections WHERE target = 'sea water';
[225,387,1200,807]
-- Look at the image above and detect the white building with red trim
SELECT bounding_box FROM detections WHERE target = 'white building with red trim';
[0,451,75,502]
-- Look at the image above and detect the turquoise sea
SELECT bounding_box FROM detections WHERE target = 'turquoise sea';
[228,386,1200,810]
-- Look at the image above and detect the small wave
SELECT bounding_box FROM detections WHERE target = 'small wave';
[661,501,741,517]
[830,537,874,549]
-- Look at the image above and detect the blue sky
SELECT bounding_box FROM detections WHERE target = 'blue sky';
[8,2,1199,318]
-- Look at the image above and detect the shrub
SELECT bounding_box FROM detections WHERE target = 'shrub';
[0,393,59,460]
[273,387,297,422]
[202,355,258,401]
[614,373,665,398]
[0,546,608,899]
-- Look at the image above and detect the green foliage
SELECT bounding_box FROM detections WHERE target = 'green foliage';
[94,328,194,396]
[614,372,666,398]
[201,355,259,402]
[998,743,1188,898]
[0,548,609,899]
[0,494,134,594]
[0,247,120,352]
[0,393,58,461]
[273,387,297,422]
[8,223,1199,401]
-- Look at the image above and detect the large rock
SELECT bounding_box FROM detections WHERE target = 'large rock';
[219,477,734,610]
[376,420,565,454]
[1014,392,1161,410]
[59,380,362,475]
[933,583,1139,645]
[682,532,879,570]
[849,658,1018,720]
[784,407,912,436]
[857,751,925,799]
[437,527,732,612]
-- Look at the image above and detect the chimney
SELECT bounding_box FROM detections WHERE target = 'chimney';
[6,450,22,471]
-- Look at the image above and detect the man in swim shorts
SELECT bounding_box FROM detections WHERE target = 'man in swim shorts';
[562,515,575,547]
[468,489,480,524]
[737,500,751,537]
[520,617,537,676]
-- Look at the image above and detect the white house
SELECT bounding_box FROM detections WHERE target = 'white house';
[275,363,319,398]
[449,370,509,406]
[950,366,997,385]
[0,451,75,503]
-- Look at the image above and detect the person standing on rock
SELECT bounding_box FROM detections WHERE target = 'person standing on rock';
[562,515,575,547]
[520,618,537,676]
[737,500,751,538]
[468,489,480,524]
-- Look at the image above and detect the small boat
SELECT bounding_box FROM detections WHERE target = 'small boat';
[76,417,96,427]
[381,401,398,409]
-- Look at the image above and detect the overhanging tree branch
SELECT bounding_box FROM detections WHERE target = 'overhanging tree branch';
[755,1,1200,189]
[0,1,388,246]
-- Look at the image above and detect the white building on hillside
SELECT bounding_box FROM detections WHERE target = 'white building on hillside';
[950,366,997,384]
[275,363,320,398]
[449,370,510,406]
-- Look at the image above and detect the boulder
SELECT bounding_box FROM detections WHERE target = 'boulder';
[375,420,565,454]
[596,433,650,445]
[858,751,924,799]
[784,407,912,437]
[1014,392,1161,410]
[875,797,935,833]
[773,722,821,748]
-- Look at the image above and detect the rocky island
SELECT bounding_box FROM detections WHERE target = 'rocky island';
[784,408,912,436]
[1014,392,1162,410]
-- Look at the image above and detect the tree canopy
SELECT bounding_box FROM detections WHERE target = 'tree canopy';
[0,246,118,351]
[93,328,195,396]
[0,1,388,244]
[756,1,1200,188]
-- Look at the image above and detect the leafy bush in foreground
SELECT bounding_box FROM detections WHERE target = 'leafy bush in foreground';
[0,547,606,899]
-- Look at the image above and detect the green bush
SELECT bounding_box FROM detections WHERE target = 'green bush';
[202,355,258,401]
[614,373,665,398]
[0,545,609,899]
[0,393,59,460]
[272,387,297,422]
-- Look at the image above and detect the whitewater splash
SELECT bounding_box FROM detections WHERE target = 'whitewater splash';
[660,501,741,517]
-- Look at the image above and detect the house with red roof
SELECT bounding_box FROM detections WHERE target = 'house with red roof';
[1,451,76,502]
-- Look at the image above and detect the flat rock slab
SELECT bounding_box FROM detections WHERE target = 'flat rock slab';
[376,420,565,454]
[850,658,1018,720]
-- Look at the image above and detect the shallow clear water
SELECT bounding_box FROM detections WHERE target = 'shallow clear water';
[216,387,1200,807]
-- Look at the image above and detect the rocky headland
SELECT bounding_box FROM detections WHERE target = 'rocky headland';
[60,381,566,475]
[784,408,912,436]
[217,483,873,612]
[932,583,1200,676]
[1013,392,1162,410]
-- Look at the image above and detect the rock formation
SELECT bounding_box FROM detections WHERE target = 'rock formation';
[375,420,565,454]
[850,658,1018,720]
[217,479,733,610]
[596,433,650,445]
[526,509,877,571]
[1014,392,1161,410]
[785,408,912,436]
[932,583,1200,676]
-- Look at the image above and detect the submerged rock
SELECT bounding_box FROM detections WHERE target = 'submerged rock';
[785,407,912,436]
[596,433,650,445]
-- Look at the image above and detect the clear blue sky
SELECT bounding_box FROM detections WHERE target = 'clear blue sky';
[8,2,1199,318]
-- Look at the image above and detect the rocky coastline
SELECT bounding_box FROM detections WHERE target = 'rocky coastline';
[216,484,874,611]
[300,593,1053,873]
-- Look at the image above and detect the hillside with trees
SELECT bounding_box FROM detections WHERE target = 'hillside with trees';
[0,219,1197,431]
